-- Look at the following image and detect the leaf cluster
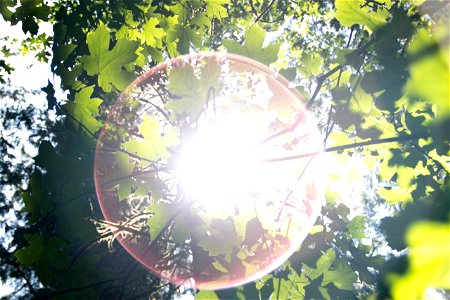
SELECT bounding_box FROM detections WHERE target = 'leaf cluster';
[0,0,448,299]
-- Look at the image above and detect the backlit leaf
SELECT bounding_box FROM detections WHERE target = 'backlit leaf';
[64,86,103,134]
[322,260,357,290]
[123,116,179,165]
[389,222,450,299]
[165,60,221,119]
[347,216,366,239]
[205,0,229,20]
[142,17,165,47]
[147,202,175,240]
[223,24,280,65]
[405,27,449,121]
[334,0,389,32]
[80,24,139,92]
[195,290,219,299]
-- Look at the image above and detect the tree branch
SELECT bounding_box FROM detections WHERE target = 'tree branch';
[260,134,427,163]
[40,278,124,300]
[251,0,276,26]
[258,65,342,146]
[306,65,343,108]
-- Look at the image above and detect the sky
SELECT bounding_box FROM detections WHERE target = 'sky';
[0,19,53,90]
[0,18,54,298]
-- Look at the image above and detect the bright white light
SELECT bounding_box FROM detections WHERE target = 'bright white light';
[176,110,264,211]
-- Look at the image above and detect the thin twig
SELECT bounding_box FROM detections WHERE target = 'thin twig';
[251,0,276,26]
[258,65,342,146]
[260,134,427,163]
[40,278,124,300]
[306,65,343,108]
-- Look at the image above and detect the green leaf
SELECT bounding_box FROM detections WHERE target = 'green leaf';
[167,3,189,24]
[192,12,210,27]
[334,0,389,32]
[22,171,49,223]
[166,24,202,54]
[318,286,331,300]
[64,86,103,134]
[115,151,134,174]
[135,175,166,201]
[223,24,280,65]
[278,67,297,82]
[195,290,219,300]
[389,222,450,299]
[272,272,307,300]
[171,212,191,243]
[0,0,15,21]
[331,86,351,105]
[59,63,84,90]
[317,248,336,273]
[298,52,324,76]
[205,0,229,20]
[347,216,366,239]
[303,248,335,280]
[310,225,324,235]
[117,178,135,201]
[244,24,265,54]
[322,260,358,290]
[53,43,77,64]
[165,60,221,119]
[123,116,179,164]
[146,202,175,240]
[80,24,139,92]
[350,86,373,114]
[110,151,137,201]
[197,218,241,262]
[378,186,413,204]
[141,17,165,47]
[405,27,449,121]
[15,234,44,267]
[15,235,70,285]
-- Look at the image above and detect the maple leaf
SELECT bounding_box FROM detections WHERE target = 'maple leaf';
[165,59,221,119]
[80,24,139,92]
[223,24,280,65]
[63,86,103,134]
[141,17,165,47]
[123,116,179,165]
[334,0,388,33]
[166,24,202,55]
[205,0,229,20]
[192,12,210,27]
[147,201,175,240]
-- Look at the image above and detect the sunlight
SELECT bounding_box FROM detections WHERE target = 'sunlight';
[325,153,367,204]
[176,104,266,211]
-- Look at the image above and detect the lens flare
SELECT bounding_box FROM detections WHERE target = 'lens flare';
[94,53,324,290]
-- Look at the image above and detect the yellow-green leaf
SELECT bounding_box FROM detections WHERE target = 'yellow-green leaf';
[123,116,179,165]
[64,86,103,134]
[142,17,165,47]
[335,0,389,33]
[405,27,449,121]
[80,24,139,92]
[389,222,450,299]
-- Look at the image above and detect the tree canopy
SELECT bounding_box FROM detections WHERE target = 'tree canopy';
[0,0,448,299]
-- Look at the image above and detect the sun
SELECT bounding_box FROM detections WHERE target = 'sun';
[176,103,267,211]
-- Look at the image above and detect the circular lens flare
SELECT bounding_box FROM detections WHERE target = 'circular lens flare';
[94,53,324,290]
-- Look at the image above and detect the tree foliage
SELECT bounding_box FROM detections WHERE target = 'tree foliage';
[0,0,448,299]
